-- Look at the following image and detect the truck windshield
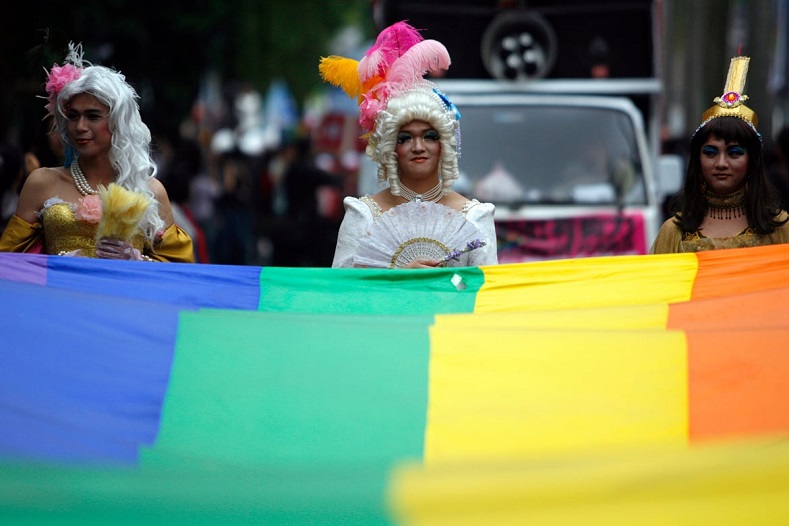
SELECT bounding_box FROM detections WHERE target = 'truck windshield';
[457,105,647,206]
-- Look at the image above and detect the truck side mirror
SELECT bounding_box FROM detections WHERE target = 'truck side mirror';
[656,154,683,197]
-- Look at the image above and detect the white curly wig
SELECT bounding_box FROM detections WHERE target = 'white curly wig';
[366,85,460,197]
[54,65,164,241]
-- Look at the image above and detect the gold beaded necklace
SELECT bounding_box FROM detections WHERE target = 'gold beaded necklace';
[705,186,746,220]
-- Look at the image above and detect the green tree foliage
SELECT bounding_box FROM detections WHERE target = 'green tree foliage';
[0,0,372,149]
[230,0,372,107]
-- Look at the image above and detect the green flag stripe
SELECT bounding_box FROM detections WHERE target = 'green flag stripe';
[143,310,434,518]
[0,462,395,525]
[258,267,484,314]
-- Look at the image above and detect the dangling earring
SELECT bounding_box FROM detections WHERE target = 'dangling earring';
[700,181,707,192]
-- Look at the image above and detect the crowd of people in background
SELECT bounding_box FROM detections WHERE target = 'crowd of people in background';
[148,115,356,266]
[4,37,789,266]
[0,125,358,267]
[5,115,789,266]
[0,35,366,267]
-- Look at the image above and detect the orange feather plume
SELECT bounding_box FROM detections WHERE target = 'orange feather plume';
[318,56,362,99]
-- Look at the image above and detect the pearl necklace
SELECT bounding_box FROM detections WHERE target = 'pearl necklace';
[69,161,98,196]
[397,180,443,202]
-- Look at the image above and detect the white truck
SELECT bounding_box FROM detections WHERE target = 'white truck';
[368,0,682,262]
[431,79,682,262]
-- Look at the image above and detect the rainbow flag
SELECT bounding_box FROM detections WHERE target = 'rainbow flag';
[1,246,789,524]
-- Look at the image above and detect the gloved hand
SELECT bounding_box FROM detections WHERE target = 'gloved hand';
[403,259,441,269]
[95,237,143,261]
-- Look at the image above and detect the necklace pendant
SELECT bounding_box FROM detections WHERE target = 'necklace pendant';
[398,179,443,203]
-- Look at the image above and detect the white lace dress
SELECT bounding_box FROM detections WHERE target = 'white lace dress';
[332,195,499,268]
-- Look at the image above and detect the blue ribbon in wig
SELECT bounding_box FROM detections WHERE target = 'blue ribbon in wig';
[433,88,461,120]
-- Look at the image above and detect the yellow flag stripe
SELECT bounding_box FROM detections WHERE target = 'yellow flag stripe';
[423,326,688,464]
[389,436,789,525]
[475,253,698,313]
[434,303,671,331]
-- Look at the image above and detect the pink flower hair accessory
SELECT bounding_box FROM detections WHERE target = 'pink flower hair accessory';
[43,42,85,116]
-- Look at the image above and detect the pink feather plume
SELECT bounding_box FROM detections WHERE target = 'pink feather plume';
[383,40,451,90]
[358,49,384,82]
[358,21,423,82]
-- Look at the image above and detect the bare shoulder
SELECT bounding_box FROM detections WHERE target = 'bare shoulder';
[148,176,168,198]
[371,189,390,202]
[441,191,473,210]
[148,177,175,226]
[17,167,58,208]
[148,176,174,208]
[25,166,69,187]
[15,166,74,222]
[372,189,400,212]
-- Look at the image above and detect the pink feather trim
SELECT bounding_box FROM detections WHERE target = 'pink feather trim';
[365,21,423,58]
[359,95,387,132]
[384,40,451,90]
[358,49,384,83]
[359,21,423,82]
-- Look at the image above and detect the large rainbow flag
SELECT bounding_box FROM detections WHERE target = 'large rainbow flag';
[1,245,789,524]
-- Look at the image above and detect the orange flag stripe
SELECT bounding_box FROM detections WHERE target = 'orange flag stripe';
[668,286,789,331]
[687,329,789,442]
[691,243,789,300]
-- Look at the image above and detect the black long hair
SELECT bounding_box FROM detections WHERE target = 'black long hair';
[671,117,786,234]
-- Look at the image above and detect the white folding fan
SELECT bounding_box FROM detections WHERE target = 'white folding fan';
[353,201,486,268]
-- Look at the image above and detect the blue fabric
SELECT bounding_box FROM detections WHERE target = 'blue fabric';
[0,253,47,285]
[46,257,263,310]
[0,253,263,310]
[0,280,181,465]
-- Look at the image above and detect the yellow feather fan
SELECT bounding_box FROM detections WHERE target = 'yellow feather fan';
[318,56,362,99]
[95,183,152,242]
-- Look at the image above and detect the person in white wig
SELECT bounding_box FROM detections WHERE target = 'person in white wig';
[320,21,498,269]
[0,42,194,262]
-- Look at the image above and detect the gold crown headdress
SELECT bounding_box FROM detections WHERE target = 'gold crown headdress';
[695,56,759,136]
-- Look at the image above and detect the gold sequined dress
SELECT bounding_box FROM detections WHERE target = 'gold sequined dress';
[0,199,195,262]
[650,210,789,253]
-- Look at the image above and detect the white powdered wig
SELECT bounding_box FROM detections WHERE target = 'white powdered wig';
[366,85,460,197]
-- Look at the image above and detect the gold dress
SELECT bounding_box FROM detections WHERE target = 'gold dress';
[0,200,195,263]
[650,210,789,254]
